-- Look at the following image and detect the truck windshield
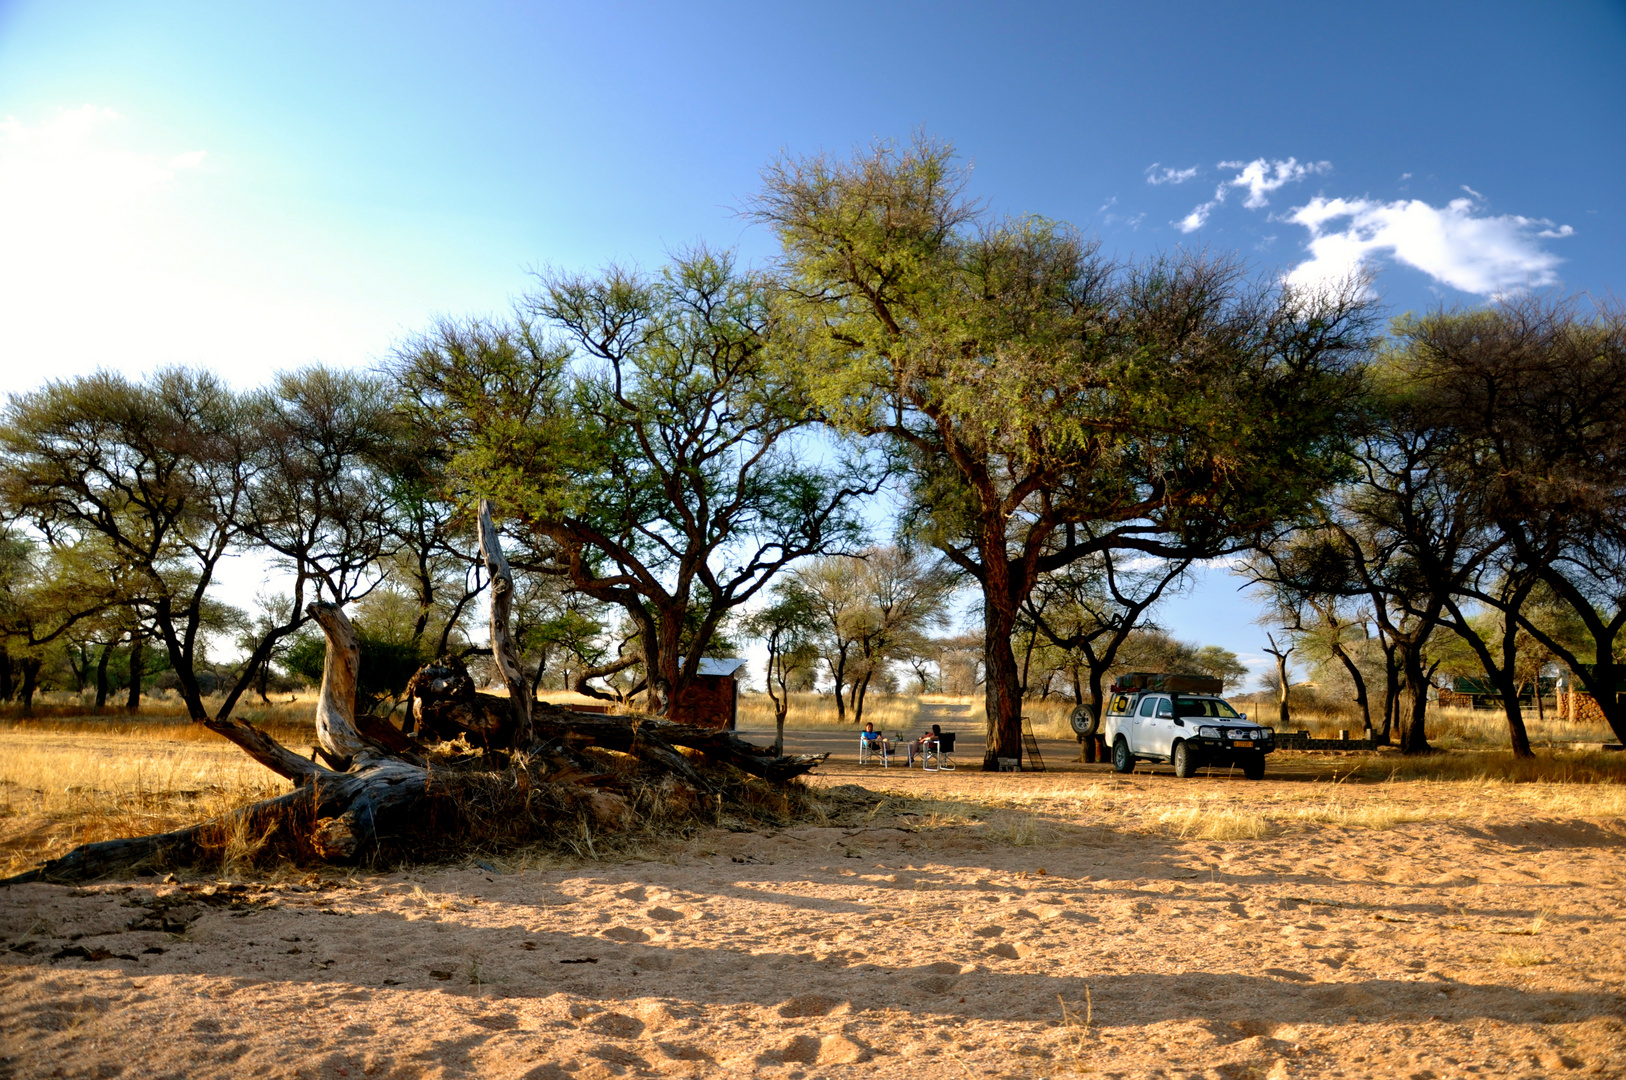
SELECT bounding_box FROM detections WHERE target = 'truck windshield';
[1174,697,1242,718]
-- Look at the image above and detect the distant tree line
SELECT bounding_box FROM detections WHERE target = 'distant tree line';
[1,136,1620,766]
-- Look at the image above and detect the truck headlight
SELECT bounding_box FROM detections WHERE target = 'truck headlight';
[1198,726,1221,739]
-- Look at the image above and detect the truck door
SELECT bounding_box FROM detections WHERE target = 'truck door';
[1132,693,1161,754]
[1148,694,1177,758]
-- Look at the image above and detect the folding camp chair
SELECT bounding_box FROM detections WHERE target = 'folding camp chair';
[922,731,956,771]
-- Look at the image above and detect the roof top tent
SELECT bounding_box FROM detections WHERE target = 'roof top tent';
[1110,671,1225,695]
[674,657,749,730]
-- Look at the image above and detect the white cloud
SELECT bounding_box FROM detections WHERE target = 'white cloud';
[1219,157,1330,209]
[1146,163,1199,185]
[1177,201,1217,233]
[1284,194,1573,296]
[1174,156,1329,232]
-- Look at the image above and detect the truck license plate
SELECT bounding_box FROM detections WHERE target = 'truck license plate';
[1232,739,1254,747]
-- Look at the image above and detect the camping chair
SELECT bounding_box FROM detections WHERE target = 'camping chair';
[858,733,889,766]
[922,731,956,771]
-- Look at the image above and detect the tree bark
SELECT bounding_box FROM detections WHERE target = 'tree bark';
[126,634,143,713]
[1264,634,1293,729]
[307,602,369,765]
[1379,638,1399,744]
[1397,642,1431,754]
[478,500,533,745]
[95,642,112,708]
[982,594,1023,770]
[1328,642,1371,732]
[19,657,40,715]
[570,653,640,702]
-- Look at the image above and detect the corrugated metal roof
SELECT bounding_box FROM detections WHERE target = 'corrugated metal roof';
[695,657,748,677]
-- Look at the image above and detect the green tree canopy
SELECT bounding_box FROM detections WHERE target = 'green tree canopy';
[396,248,878,717]
[753,135,1378,767]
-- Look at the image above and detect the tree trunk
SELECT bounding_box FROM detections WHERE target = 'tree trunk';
[851,672,871,727]
[94,643,112,708]
[478,500,533,745]
[1398,643,1431,754]
[1084,665,1107,763]
[1019,621,1039,698]
[764,637,787,756]
[830,650,848,724]
[1379,639,1399,745]
[1500,688,1533,758]
[308,603,370,766]
[1265,634,1293,728]
[0,646,12,701]
[1330,644,1371,732]
[126,634,144,713]
[982,595,1023,770]
[1586,660,1626,747]
[256,649,272,704]
[570,653,640,702]
[8,614,829,886]
[67,644,89,693]
[19,657,41,715]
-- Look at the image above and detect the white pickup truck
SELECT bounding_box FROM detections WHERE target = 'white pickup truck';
[1098,673,1274,779]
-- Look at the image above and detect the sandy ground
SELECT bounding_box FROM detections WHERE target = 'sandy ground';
[3,754,1625,1080]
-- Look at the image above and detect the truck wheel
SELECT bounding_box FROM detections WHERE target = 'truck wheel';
[1173,740,1198,778]
[1112,736,1135,774]
[1242,753,1266,780]
[1070,703,1099,737]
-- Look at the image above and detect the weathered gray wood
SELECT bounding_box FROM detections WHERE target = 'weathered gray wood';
[3,524,823,886]
[478,500,534,745]
[199,714,337,784]
[0,760,428,885]
[308,601,370,763]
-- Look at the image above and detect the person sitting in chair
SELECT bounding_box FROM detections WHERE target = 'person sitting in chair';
[907,723,942,767]
[860,722,887,760]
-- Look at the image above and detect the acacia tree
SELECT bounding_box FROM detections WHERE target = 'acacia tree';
[1020,547,1192,758]
[1395,297,1626,746]
[744,588,820,754]
[0,368,399,772]
[1248,534,1382,733]
[782,554,865,721]
[844,547,956,724]
[754,136,1376,767]
[786,547,955,726]
[397,250,877,719]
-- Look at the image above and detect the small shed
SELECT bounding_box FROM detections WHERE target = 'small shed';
[675,657,749,730]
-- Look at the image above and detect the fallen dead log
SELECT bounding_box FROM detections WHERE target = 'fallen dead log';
[3,512,826,886]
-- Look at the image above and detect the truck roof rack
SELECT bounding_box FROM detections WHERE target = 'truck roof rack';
[1110,671,1224,695]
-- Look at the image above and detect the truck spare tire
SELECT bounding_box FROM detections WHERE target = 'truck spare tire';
[1070,703,1099,737]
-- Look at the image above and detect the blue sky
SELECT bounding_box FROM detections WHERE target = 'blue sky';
[1,0,1621,689]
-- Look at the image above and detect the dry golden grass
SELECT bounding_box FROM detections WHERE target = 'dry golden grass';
[0,731,284,876]
[734,690,1082,739]
[1347,747,1626,784]
[0,691,318,747]
[5,688,1625,879]
[1498,945,1548,967]
[1147,803,1273,840]
[1278,703,1615,750]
